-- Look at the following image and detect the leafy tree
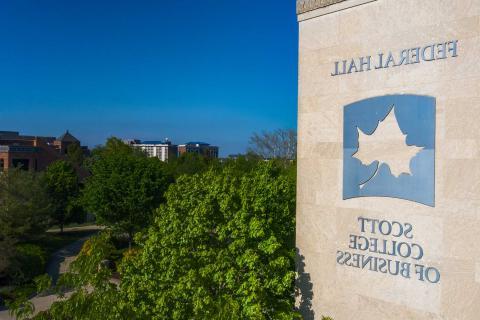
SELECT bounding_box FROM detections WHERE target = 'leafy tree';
[221,154,263,175]
[0,169,52,241]
[248,129,297,160]
[166,152,218,178]
[10,233,135,320]
[0,237,16,279]
[82,137,172,247]
[121,161,298,319]
[44,160,81,232]
[0,169,52,277]
[66,143,85,167]
[40,233,134,320]
[11,160,300,319]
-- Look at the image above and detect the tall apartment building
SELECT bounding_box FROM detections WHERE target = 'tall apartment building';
[178,142,219,159]
[125,139,178,162]
[0,130,88,171]
[124,139,219,160]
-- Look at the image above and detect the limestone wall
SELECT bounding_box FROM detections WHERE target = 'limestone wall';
[296,0,480,319]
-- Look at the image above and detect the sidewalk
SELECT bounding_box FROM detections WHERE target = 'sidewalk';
[0,227,100,319]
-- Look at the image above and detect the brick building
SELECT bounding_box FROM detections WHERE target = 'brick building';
[177,142,219,159]
[54,130,81,155]
[0,130,88,171]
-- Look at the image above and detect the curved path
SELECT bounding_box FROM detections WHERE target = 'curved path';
[0,226,101,319]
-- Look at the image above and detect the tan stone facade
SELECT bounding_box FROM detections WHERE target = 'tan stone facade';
[296,0,480,319]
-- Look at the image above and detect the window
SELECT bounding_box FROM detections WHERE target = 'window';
[12,158,29,170]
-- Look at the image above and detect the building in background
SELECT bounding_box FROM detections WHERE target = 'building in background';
[124,139,219,160]
[53,130,82,154]
[126,139,178,162]
[0,130,88,171]
[122,139,141,145]
[178,142,219,159]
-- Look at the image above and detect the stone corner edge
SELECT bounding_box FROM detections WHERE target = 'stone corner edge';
[297,0,348,15]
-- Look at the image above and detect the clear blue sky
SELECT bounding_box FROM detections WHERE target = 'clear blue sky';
[0,1,298,156]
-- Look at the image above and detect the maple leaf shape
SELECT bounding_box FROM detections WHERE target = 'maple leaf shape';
[353,106,423,188]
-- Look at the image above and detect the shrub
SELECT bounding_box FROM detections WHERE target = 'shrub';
[10,244,47,285]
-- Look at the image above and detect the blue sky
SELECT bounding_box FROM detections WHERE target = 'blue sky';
[0,1,298,156]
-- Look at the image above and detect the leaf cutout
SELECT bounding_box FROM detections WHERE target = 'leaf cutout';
[353,106,423,188]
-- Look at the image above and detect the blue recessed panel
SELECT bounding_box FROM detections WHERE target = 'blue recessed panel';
[343,95,436,207]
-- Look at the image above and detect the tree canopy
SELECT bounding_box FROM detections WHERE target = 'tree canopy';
[66,143,85,167]
[17,160,298,320]
[0,169,52,277]
[121,161,298,319]
[82,137,172,246]
[44,160,81,232]
[0,169,52,241]
[166,152,219,178]
[8,141,303,319]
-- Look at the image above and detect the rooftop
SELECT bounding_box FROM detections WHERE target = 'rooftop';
[184,142,210,146]
[0,131,20,136]
[57,130,80,143]
[141,140,173,145]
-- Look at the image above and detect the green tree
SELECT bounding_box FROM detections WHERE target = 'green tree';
[66,143,85,167]
[121,161,298,319]
[166,152,218,178]
[0,169,52,276]
[44,160,81,232]
[0,169,52,240]
[10,160,300,319]
[0,237,16,279]
[82,137,172,247]
[38,233,134,320]
[11,233,135,320]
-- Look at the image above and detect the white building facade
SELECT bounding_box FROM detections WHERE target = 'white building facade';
[125,139,177,162]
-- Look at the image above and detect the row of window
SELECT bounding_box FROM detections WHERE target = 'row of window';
[0,158,37,170]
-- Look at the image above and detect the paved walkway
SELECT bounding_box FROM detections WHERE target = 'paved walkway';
[0,226,100,319]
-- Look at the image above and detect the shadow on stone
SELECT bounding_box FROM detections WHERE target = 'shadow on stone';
[295,247,315,319]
